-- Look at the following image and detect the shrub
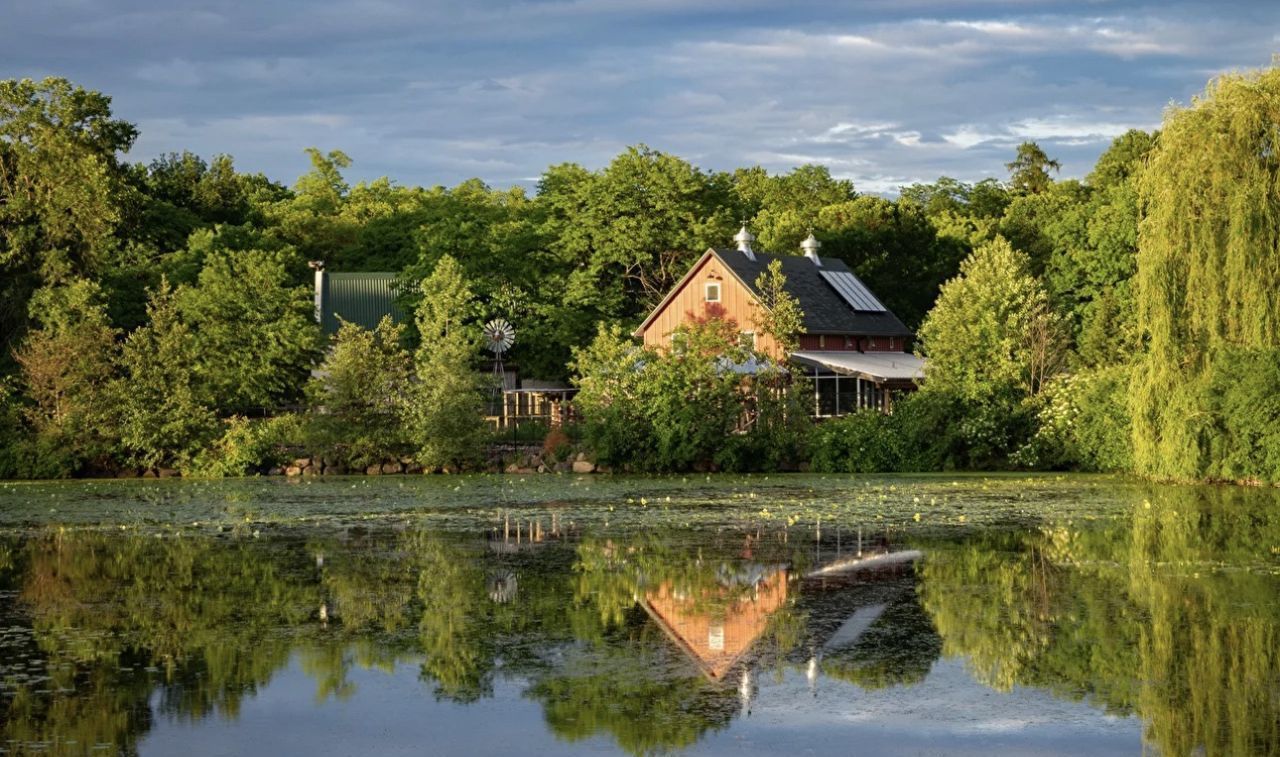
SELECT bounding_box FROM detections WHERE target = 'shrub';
[890,390,967,471]
[717,370,813,473]
[810,411,900,473]
[573,319,770,472]
[808,389,1036,473]
[542,427,573,462]
[571,324,658,468]
[187,415,302,478]
[1015,366,1132,472]
[0,380,25,480]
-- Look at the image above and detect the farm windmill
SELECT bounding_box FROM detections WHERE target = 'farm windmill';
[483,318,516,387]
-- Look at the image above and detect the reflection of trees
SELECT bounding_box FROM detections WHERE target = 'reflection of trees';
[407,529,495,702]
[919,486,1280,756]
[820,590,941,690]
[526,636,739,756]
[920,532,1058,692]
[2,659,154,757]
[25,506,1276,757]
[2,530,318,752]
[1128,488,1280,757]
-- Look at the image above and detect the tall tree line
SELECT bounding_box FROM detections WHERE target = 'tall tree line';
[3,64,1280,481]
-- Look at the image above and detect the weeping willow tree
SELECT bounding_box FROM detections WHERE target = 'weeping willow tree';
[1133,66,1280,481]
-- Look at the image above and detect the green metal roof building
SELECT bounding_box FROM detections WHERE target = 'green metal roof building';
[312,266,408,336]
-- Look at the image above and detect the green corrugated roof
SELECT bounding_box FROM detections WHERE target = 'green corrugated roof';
[320,272,408,336]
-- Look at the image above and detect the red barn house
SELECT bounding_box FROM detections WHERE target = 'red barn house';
[634,228,925,415]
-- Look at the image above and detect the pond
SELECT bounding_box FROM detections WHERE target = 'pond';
[0,473,1277,756]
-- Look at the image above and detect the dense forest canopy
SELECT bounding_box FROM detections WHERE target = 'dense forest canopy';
[0,77,1132,375]
[2,64,1280,482]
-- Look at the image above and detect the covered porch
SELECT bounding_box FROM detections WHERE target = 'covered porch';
[789,351,926,417]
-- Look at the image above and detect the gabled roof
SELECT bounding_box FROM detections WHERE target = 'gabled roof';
[635,248,912,338]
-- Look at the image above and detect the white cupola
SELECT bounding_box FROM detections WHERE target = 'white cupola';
[733,225,757,261]
[801,233,822,266]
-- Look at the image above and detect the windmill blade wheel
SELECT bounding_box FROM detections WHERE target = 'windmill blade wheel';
[483,318,516,355]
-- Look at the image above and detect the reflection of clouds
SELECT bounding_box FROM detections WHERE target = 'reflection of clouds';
[706,661,1139,755]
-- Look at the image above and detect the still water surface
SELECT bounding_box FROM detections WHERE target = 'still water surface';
[0,474,1276,756]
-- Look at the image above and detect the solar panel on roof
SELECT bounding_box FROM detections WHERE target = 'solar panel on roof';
[819,269,886,312]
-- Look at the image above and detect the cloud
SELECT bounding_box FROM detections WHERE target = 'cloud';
[1,0,1277,192]
[943,128,1007,150]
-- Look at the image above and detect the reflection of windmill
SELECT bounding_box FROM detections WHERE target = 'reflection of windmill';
[483,318,516,388]
[487,570,518,603]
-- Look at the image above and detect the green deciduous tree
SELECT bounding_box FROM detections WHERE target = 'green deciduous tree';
[114,280,217,470]
[306,316,412,468]
[0,77,138,359]
[752,259,804,355]
[13,279,120,473]
[178,248,322,414]
[570,323,655,465]
[918,237,1065,400]
[913,237,1066,468]
[405,256,486,470]
[541,146,736,321]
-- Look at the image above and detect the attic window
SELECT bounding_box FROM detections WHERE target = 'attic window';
[704,282,721,303]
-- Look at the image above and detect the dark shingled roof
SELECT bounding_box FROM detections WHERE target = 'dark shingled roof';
[711,248,912,337]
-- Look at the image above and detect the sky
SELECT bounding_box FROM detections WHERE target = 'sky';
[4,0,1279,194]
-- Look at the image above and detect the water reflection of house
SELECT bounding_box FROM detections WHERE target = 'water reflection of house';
[640,567,788,681]
[639,541,924,685]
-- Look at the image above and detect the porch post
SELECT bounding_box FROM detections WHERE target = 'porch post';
[813,366,819,417]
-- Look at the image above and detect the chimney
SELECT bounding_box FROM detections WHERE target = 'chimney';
[733,225,757,261]
[308,260,326,325]
[801,233,822,266]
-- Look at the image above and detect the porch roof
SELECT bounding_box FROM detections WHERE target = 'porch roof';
[789,351,926,383]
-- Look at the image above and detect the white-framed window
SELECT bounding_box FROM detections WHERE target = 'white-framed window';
[740,331,756,350]
[704,281,721,302]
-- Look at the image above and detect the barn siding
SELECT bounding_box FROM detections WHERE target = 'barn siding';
[639,251,910,359]
[639,256,783,358]
[321,273,408,336]
[797,335,903,352]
